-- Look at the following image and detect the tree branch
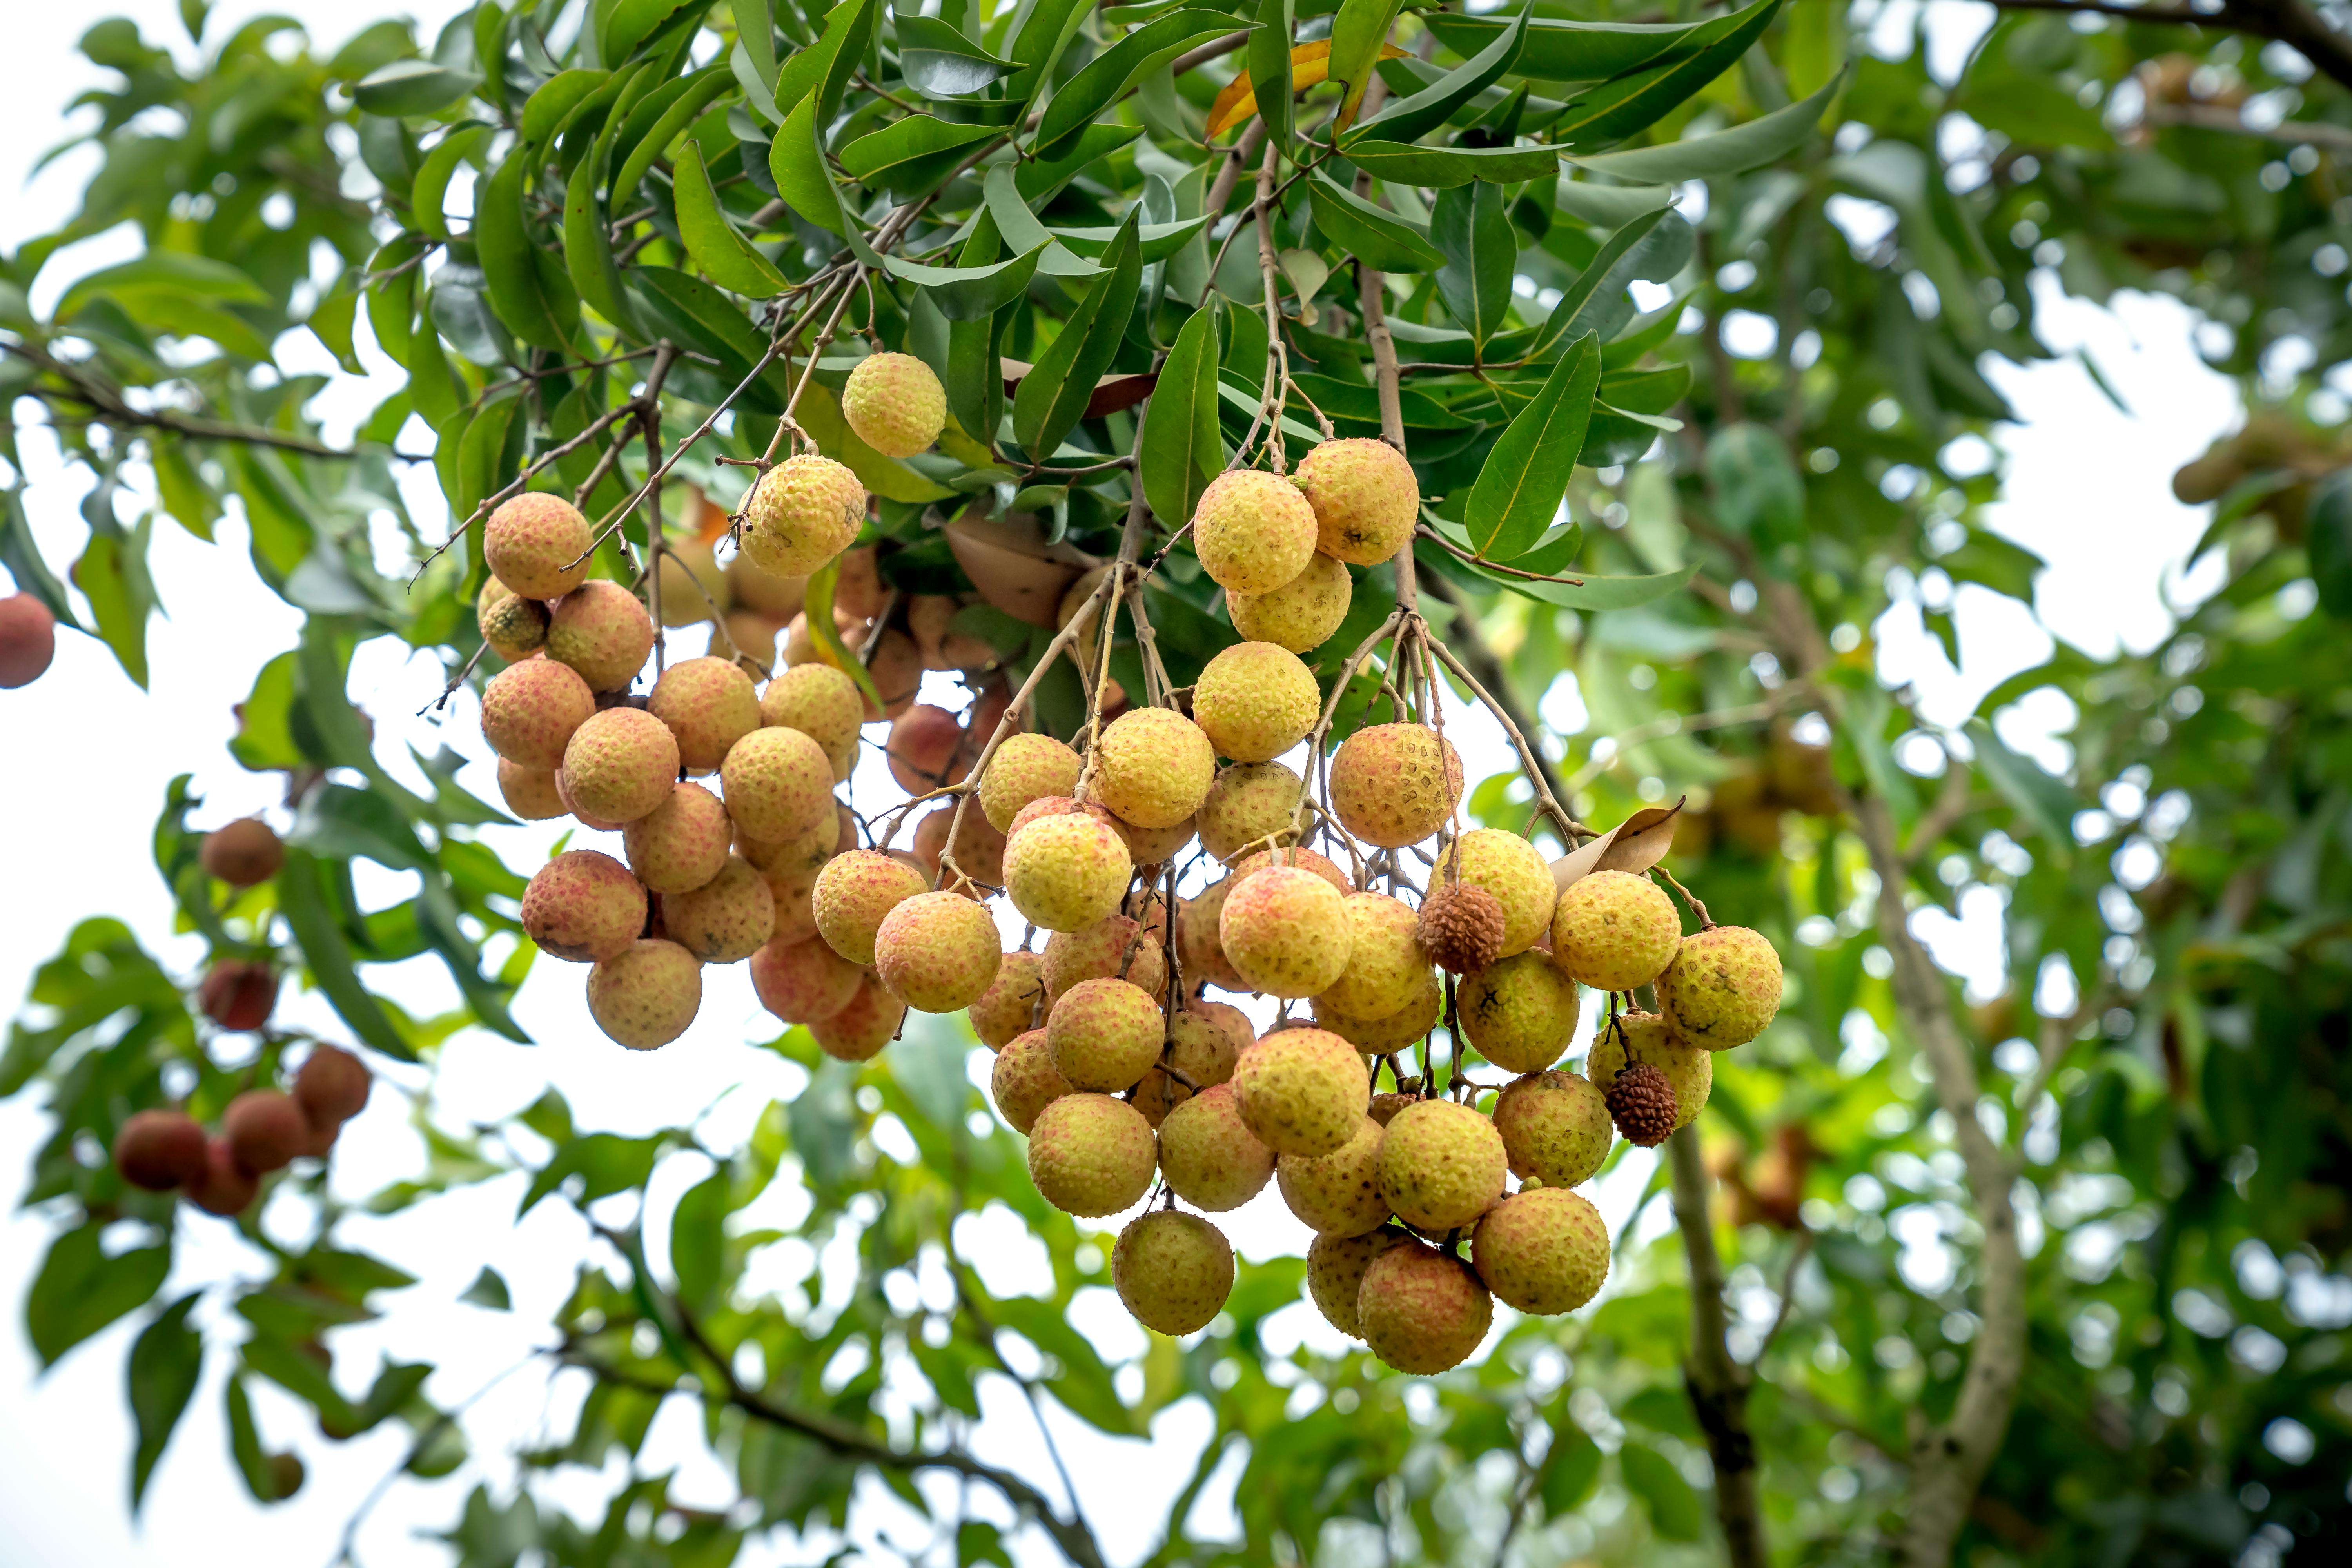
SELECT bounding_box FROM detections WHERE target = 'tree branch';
[6,341,392,461]
[1982,0,2352,93]
[1667,1129,1768,1568]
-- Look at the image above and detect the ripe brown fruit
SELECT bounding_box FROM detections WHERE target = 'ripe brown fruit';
[294,1045,372,1128]
[225,1090,311,1174]
[184,1138,260,1216]
[887,703,966,793]
[0,592,59,687]
[114,1110,207,1191]
[201,818,283,887]
[200,961,278,1032]
[1417,882,1506,974]
[1604,1062,1679,1147]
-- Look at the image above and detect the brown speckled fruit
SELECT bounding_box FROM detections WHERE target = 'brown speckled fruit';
[1154,1082,1273,1209]
[1232,1027,1368,1158]
[485,492,593,599]
[1041,913,1167,1005]
[481,658,596,770]
[811,976,906,1061]
[225,1089,310,1174]
[1458,951,1580,1074]
[1655,924,1784,1049]
[1603,1061,1679,1147]
[1358,1241,1493,1375]
[759,661,864,759]
[1091,708,1216,830]
[185,1137,260,1216]
[749,931,864,1023]
[1192,642,1319,764]
[1416,882,1504,975]
[842,352,946,458]
[875,891,1002,1013]
[561,707,679,825]
[661,855,775,962]
[812,849,928,966]
[1586,1011,1711,1130]
[1307,1227,1410,1339]
[991,1028,1071,1132]
[967,949,1045,1048]
[738,802,844,884]
[498,759,567,821]
[1113,1210,1233,1335]
[1191,468,1317,593]
[1228,551,1350,653]
[1196,762,1301,864]
[114,1110,207,1191]
[1432,830,1556,958]
[1132,1007,1247,1124]
[479,582,551,662]
[521,850,647,962]
[977,733,1084,832]
[1552,869,1682,992]
[546,580,656,692]
[742,455,864,576]
[1278,1115,1390,1237]
[1220,866,1352,998]
[1490,1070,1613,1188]
[720,724,836,843]
[648,655,760,770]
[1027,1092,1157,1216]
[1314,969,1443,1054]
[1047,977,1162,1091]
[623,781,733,894]
[1330,724,1463,849]
[588,939,703,1049]
[1377,1099,1506,1232]
[1002,811,1132,933]
[1472,1187,1609,1315]
[1293,437,1418,566]
[1230,845,1353,893]
[1318,893,1431,1023]
[201,818,283,887]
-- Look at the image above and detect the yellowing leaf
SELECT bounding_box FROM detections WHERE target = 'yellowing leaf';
[1205,42,1406,140]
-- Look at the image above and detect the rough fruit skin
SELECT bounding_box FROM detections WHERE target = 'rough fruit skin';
[1047,977,1163,1091]
[587,939,703,1049]
[1154,1083,1274,1209]
[991,1029,1072,1133]
[1475,1187,1609,1315]
[1027,1093,1157,1216]
[842,351,946,458]
[1040,914,1165,1005]
[661,855,775,962]
[1604,1062,1679,1147]
[1191,468,1318,593]
[967,949,1045,1048]
[742,455,864,576]
[1278,1116,1390,1237]
[1307,1228,1409,1339]
[622,781,733,894]
[1231,845,1353,893]
[1359,1241,1493,1375]
[1092,707,1217,829]
[294,1045,372,1127]
[481,658,596,770]
[1197,762,1301,863]
[521,850,647,961]
[649,656,760,770]
[185,1138,260,1216]
[1003,811,1132,933]
[1178,882,1245,992]
[875,892,1002,1013]
[1228,551,1350,653]
[1655,925,1784,1049]
[1111,811,1195,869]
[976,733,1083,831]
[1113,1210,1234,1335]
[479,583,551,662]
[562,707,680,825]
[811,977,906,1061]
[498,759,568,821]
[812,850,928,965]
[546,580,657,692]
[1220,866,1353,998]
[739,802,845,884]
[1491,1071,1613,1188]
[1377,1099,1507,1231]
[1233,1027,1368,1158]
[750,932,864,1023]
[0,592,58,687]
[914,804,1008,887]
[1293,437,1418,566]
[1418,882,1504,974]
[758,662,863,759]
[201,818,283,887]
[1552,869,1682,991]
[1587,1012,1711,1130]
[225,1090,310,1174]
[115,1110,207,1190]
[1458,952,1580,1073]
[720,724,837,843]
[1133,1007,1247,1124]
[1192,642,1319,764]
[1432,830,1556,958]
[1319,893,1431,1023]
[485,492,593,598]
[200,962,277,1031]
[1314,970,1442,1053]
[1330,724,1463,849]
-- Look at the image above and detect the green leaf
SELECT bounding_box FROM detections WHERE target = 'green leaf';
[1005,0,1096,109]
[1620,1441,1702,1541]
[775,0,873,123]
[1013,212,1143,460]
[1347,3,1527,147]
[670,1170,729,1311]
[836,114,1003,192]
[71,499,157,688]
[128,1294,204,1510]
[27,1222,171,1368]
[1432,181,1514,343]
[1527,207,1668,358]
[224,1379,281,1503]
[1704,422,1803,539]
[897,15,1016,100]
[770,90,848,238]
[478,145,578,353]
[1539,1426,1602,1513]
[2308,468,2352,618]
[1033,11,1246,156]
[674,139,790,296]
[1141,306,1223,530]
[804,554,884,710]
[1306,171,1442,271]
[278,848,424,1062]
[1566,64,1842,183]
[604,0,696,64]
[1422,14,1720,85]
[1465,332,1599,559]
[1328,0,1404,129]
[880,244,1046,321]
[1963,717,2086,848]
[564,138,641,336]
[353,58,483,117]
[1342,141,1557,188]
[1246,0,1294,150]
[2,488,82,631]
[521,69,612,142]
[982,164,1103,278]
[1553,176,1673,227]
[611,65,735,209]
[59,252,269,318]
[306,274,363,374]
[460,1267,512,1309]
[1554,0,1784,152]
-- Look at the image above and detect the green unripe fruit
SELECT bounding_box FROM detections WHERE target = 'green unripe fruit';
[1317,893,1431,1023]
[1091,708,1216,830]
[1358,1240,1493,1374]
[1377,1099,1506,1232]
[1155,1082,1274,1210]
[1655,925,1784,1049]
[1047,977,1163,1091]
[1220,866,1353,998]
[991,1028,1072,1133]
[1277,1115,1390,1237]
[1585,1011,1711,1128]
[1431,829,1554,957]
[841,351,947,458]
[1232,1026,1368,1158]
[1191,468,1316,593]
[1192,641,1318,764]
[1552,869,1682,991]
[1472,1187,1610,1315]
[1027,1093,1157,1216]
[1457,951,1580,1073]
[586,939,702,1049]
[1305,1227,1410,1339]
[477,581,549,663]
[1490,1070,1612,1188]
[1004,811,1132,933]
[742,455,864,577]
[1112,1210,1233,1336]
[1227,551,1350,652]
[1292,437,1418,567]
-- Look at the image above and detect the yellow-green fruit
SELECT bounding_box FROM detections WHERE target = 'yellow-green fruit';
[521,849,646,962]
[1134,1005,1249,1125]
[749,931,863,1023]
[978,733,1083,832]
[719,724,836,842]
[1292,437,1418,567]
[1047,977,1163,1091]
[1432,829,1555,957]
[967,949,1045,1048]
[649,655,760,770]
[765,866,820,946]
[992,1028,1072,1132]
[841,351,946,457]
[499,759,566,821]
[875,891,1002,1012]
[811,976,906,1061]
[1552,869,1682,991]
[1655,925,1784,1049]
[478,580,549,662]
[555,768,626,833]
[1586,1011,1711,1128]
[1230,845,1353,893]
[485,492,593,599]
[547,580,657,692]
[1041,914,1166,1006]
[1368,1092,1419,1126]
[1315,969,1442,1052]
[1112,1210,1233,1336]
[1156,1082,1274,1210]
[1003,811,1132,933]
[1111,812,1194,868]
[654,535,730,627]
[1472,1187,1609,1315]
[742,455,865,576]
[1490,1070,1612,1187]
[1027,1093,1157,1216]
[1318,893,1430,1022]
[812,849,928,965]
[1178,882,1245,992]
[1220,866,1352,998]
[624,782,734,894]
[562,707,680,825]
[1458,951,1580,1073]
[1197,762,1301,863]
[1192,642,1318,764]
[1377,1099,1506,1231]
[1092,708,1216,829]
[1228,551,1349,652]
[586,939,702,1050]
[1232,1026,1368,1158]
[1278,1115,1390,1237]
[736,802,842,882]
[1191,467,1317,594]
[1358,1240,1493,1374]
[759,662,864,759]
[1330,724,1464,849]
[730,551,807,620]
[1307,1227,1409,1339]
[661,854,775,962]
[481,658,596,770]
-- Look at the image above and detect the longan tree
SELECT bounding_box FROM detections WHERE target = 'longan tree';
[4,4,2350,1567]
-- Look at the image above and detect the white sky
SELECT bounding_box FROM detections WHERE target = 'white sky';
[0,3,2247,1566]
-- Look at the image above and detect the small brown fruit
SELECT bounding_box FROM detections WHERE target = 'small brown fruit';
[294,1045,372,1128]
[225,1090,311,1174]
[184,1137,260,1216]
[1603,1061,1679,1147]
[201,819,283,887]
[200,962,277,1032]
[114,1110,207,1191]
